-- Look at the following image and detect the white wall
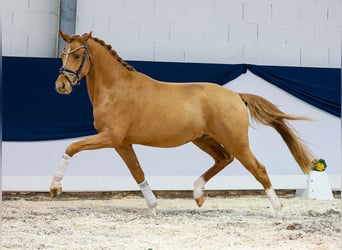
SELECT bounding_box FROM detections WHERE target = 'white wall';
[2,72,340,191]
[2,0,341,67]
[2,0,60,57]
[76,0,342,67]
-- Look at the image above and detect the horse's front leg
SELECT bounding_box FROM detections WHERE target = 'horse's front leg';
[50,132,113,197]
[115,144,158,214]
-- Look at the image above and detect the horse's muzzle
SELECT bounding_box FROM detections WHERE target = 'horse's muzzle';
[55,74,73,94]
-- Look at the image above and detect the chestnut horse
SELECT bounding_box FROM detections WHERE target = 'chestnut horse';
[50,32,313,218]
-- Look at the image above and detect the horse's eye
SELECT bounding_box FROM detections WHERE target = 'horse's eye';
[74,54,80,59]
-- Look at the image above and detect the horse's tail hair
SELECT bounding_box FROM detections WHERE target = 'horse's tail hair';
[239,93,314,174]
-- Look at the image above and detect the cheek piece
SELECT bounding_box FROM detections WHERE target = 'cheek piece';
[59,44,91,86]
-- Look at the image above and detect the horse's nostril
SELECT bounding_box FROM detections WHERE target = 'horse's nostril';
[56,82,66,92]
[57,82,65,90]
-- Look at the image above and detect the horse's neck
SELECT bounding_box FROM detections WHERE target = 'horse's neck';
[85,43,131,105]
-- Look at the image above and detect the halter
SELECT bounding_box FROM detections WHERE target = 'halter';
[59,44,91,86]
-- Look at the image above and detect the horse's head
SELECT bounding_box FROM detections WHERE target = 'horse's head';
[55,31,92,94]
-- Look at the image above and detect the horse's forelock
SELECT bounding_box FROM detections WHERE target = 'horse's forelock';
[65,34,88,44]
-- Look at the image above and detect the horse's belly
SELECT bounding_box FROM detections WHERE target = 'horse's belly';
[127,135,199,148]
[124,99,206,146]
[126,120,204,147]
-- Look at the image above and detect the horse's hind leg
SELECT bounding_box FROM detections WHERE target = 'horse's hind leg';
[234,147,283,218]
[192,135,234,207]
[115,144,158,213]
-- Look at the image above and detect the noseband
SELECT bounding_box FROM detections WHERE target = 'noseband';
[59,44,91,86]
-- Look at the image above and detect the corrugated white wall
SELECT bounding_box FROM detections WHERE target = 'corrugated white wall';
[2,0,342,67]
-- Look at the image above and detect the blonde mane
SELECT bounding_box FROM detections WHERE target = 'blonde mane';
[70,34,135,71]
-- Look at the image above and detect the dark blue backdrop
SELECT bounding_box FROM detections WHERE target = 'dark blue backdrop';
[3,56,341,141]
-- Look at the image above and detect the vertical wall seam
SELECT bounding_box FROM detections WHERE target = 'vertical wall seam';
[227,23,230,42]
[257,24,259,40]
[26,36,29,56]
[168,21,171,41]
[56,0,61,57]
[58,0,77,55]
[153,0,157,18]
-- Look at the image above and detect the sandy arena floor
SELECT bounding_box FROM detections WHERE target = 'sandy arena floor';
[2,192,341,250]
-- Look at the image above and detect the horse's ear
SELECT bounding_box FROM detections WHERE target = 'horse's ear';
[81,32,92,43]
[60,30,71,42]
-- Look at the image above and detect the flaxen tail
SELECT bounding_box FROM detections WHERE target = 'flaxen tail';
[239,93,314,174]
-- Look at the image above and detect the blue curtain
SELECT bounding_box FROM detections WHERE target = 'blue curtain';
[3,57,96,141]
[3,57,340,141]
[248,65,340,117]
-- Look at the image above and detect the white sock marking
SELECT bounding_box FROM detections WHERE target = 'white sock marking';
[50,154,71,189]
[265,188,283,219]
[139,180,157,209]
[193,177,206,199]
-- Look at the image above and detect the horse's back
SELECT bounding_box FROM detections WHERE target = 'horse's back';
[153,80,249,132]
[144,79,247,125]
[124,74,249,147]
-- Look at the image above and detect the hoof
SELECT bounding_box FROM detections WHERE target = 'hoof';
[274,209,284,220]
[195,195,205,207]
[50,186,62,197]
[148,201,158,210]
[149,208,157,216]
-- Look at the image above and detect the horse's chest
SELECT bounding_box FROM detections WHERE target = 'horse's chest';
[92,105,132,131]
